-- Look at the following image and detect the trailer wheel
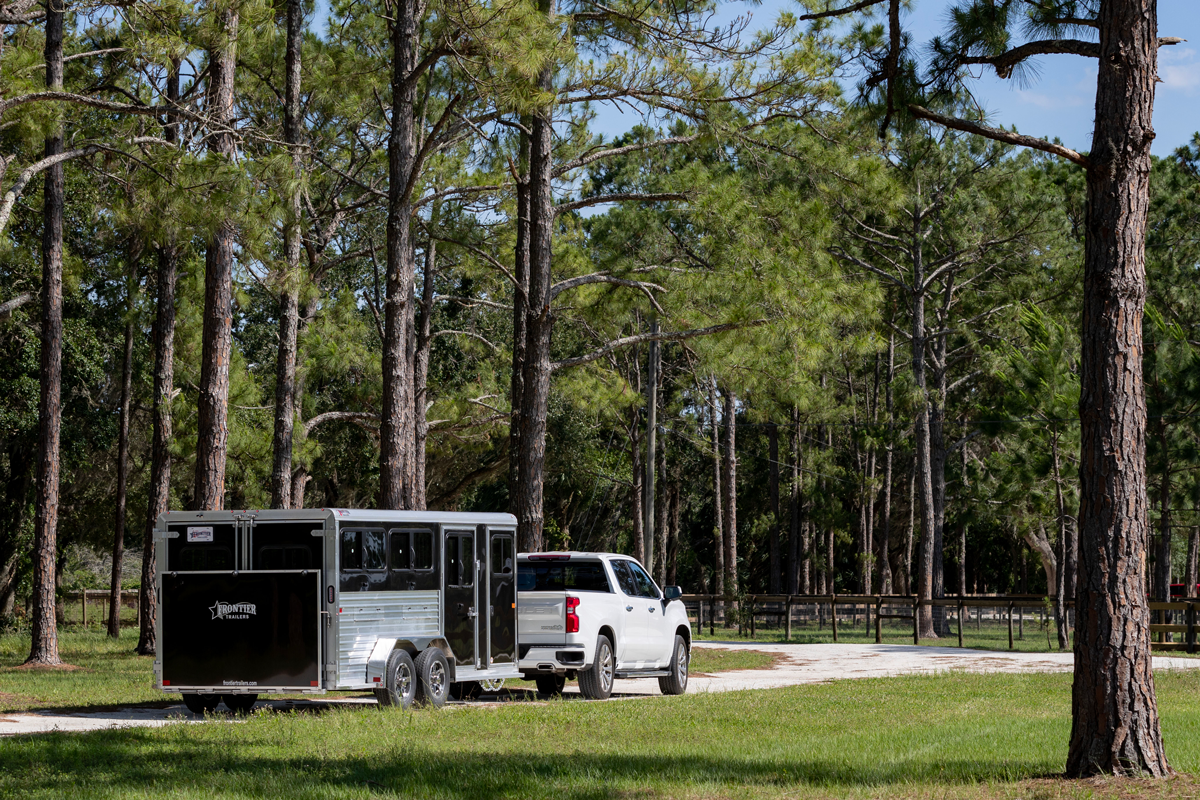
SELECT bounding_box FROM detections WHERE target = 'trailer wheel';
[449,681,481,701]
[578,634,614,700]
[414,648,449,708]
[182,694,220,715]
[657,635,689,696]
[222,694,258,714]
[535,675,565,697]
[377,649,417,709]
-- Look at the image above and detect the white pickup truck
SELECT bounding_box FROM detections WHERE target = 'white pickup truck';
[516,552,691,699]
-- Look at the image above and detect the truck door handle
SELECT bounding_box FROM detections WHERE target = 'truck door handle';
[648,607,656,613]
[626,605,633,612]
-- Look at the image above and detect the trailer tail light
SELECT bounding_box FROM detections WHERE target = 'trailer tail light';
[566,596,580,634]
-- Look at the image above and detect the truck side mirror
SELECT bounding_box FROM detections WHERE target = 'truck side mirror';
[663,586,682,601]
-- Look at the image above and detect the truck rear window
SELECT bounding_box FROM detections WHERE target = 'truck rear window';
[517,561,611,593]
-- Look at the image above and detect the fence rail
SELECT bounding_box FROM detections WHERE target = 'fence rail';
[678,593,1190,653]
[58,589,140,628]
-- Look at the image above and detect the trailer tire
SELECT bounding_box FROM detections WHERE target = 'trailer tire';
[414,648,449,708]
[182,694,220,715]
[657,635,689,696]
[535,675,565,697]
[578,634,614,700]
[378,649,417,709]
[222,694,258,714]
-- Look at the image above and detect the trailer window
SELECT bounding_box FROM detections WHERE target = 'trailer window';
[178,546,234,572]
[389,528,435,572]
[491,535,513,575]
[341,530,385,572]
[446,534,473,588]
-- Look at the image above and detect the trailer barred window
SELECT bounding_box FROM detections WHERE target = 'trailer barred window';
[491,534,513,575]
[389,528,435,572]
[445,533,473,588]
[340,529,386,591]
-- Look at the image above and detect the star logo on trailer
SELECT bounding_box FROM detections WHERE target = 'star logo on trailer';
[210,601,257,620]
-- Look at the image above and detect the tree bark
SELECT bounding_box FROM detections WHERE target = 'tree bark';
[269,0,305,509]
[108,239,139,638]
[911,245,937,635]
[379,0,419,511]
[413,237,436,509]
[1067,0,1169,777]
[509,120,531,514]
[27,0,64,665]
[768,421,781,594]
[1186,527,1198,599]
[654,424,667,587]
[514,21,555,551]
[137,63,180,657]
[710,377,724,612]
[194,6,239,511]
[630,419,644,563]
[878,328,895,595]
[644,319,659,572]
[721,387,738,617]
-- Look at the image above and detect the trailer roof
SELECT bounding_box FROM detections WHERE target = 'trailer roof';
[159,508,517,526]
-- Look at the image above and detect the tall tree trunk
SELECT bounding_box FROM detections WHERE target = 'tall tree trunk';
[509,121,531,513]
[379,0,419,511]
[26,0,65,667]
[912,269,936,636]
[1066,0,1169,777]
[1186,527,1198,599]
[654,428,667,587]
[630,415,644,563]
[904,464,915,596]
[194,6,239,511]
[1052,431,1071,648]
[786,414,800,595]
[514,16,556,551]
[137,63,180,657]
[710,377,724,612]
[108,240,139,639]
[768,421,781,594]
[644,319,659,572]
[270,0,305,509]
[721,387,738,618]
[878,329,895,595]
[412,237,436,509]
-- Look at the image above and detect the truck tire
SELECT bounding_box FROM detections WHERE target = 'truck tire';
[535,675,565,697]
[182,693,220,715]
[222,694,258,714]
[414,648,450,708]
[377,649,417,709]
[658,635,689,696]
[578,634,614,700]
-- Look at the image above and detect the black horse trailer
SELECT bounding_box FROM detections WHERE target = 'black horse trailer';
[154,509,520,713]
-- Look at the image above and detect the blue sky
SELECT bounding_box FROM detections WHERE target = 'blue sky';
[590,0,1199,157]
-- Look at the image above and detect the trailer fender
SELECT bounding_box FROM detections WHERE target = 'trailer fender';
[365,637,455,685]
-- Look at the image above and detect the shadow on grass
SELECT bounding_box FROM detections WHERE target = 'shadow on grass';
[0,724,1056,798]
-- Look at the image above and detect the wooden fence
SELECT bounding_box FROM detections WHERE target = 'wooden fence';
[59,589,141,628]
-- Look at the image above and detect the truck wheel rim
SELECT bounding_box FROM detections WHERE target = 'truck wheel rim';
[429,661,446,696]
[599,643,613,691]
[677,646,688,684]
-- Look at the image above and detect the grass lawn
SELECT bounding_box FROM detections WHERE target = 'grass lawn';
[5,667,1200,798]
[689,647,776,673]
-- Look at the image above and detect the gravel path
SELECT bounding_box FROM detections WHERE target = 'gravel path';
[4,642,1198,736]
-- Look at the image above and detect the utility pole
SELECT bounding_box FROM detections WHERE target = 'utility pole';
[644,318,659,573]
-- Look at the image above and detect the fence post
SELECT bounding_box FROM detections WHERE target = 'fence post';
[786,596,793,641]
[709,597,715,637]
[1008,601,1014,650]
[958,597,964,648]
[912,596,919,645]
[1188,601,1196,655]
[831,594,838,643]
[749,596,756,638]
[875,596,882,644]
[81,591,87,627]
[135,589,140,629]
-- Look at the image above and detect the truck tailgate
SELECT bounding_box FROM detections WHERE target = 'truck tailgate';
[517,592,566,642]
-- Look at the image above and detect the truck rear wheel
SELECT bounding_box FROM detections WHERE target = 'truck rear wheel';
[535,675,565,697]
[414,648,449,708]
[182,693,220,715]
[222,694,258,714]
[658,635,689,696]
[377,649,417,709]
[579,634,614,700]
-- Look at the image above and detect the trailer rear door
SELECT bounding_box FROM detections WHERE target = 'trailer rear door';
[161,571,322,690]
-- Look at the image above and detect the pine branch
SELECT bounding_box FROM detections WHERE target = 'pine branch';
[430,329,498,351]
[552,134,701,179]
[552,321,765,371]
[303,411,379,436]
[555,191,686,216]
[549,273,666,313]
[0,292,33,321]
[907,104,1089,169]
[798,0,887,21]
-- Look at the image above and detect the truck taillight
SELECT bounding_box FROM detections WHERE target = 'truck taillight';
[566,596,580,634]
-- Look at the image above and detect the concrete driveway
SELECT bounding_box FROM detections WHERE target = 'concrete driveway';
[4,642,1198,736]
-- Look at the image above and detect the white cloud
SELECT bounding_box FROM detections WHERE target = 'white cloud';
[1160,48,1200,94]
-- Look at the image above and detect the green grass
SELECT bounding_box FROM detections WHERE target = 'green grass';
[5,669,1200,798]
[689,647,776,673]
